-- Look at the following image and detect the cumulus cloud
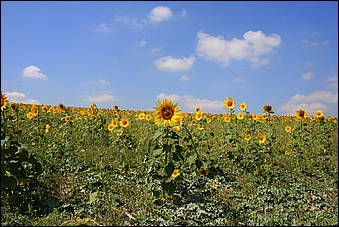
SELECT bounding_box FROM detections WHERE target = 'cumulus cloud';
[301,72,314,80]
[84,93,116,103]
[154,55,196,71]
[180,75,190,81]
[278,91,338,116]
[156,93,224,113]
[4,91,40,104]
[22,65,48,80]
[148,6,173,22]
[324,76,338,89]
[196,30,281,68]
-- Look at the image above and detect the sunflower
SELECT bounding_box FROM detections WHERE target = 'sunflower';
[239,102,247,111]
[252,113,259,121]
[315,110,323,118]
[285,150,292,156]
[244,134,251,141]
[195,111,203,121]
[45,124,51,133]
[1,91,8,111]
[224,115,231,123]
[197,124,204,130]
[284,126,292,133]
[152,99,181,127]
[65,115,71,122]
[107,123,115,131]
[237,112,244,120]
[26,112,34,119]
[111,118,118,127]
[199,168,209,176]
[295,109,308,119]
[120,118,129,128]
[258,134,266,144]
[224,97,235,110]
[262,104,274,114]
[138,112,145,120]
[146,114,152,121]
[196,107,201,112]
[117,130,123,136]
[171,169,180,178]
[58,103,66,111]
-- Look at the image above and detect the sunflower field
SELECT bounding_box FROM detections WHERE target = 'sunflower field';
[1,91,338,226]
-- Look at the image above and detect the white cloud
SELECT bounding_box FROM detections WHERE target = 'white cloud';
[154,55,196,71]
[232,77,246,83]
[278,91,338,116]
[180,75,190,81]
[99,80,110,85]
[94,23,113,33]
[181,8,187,17]
[4,91,40,104]
[155,93,224,113]
[302,40,330,46]
[85,93,116,103]
[151,46,162,54]
[303,62,314,67]
[148,6,173,22]
[324,76,338,83]
[136,38,147,47]
[301,72,314,80]
[22,65,48,80]
[196,30,281,68]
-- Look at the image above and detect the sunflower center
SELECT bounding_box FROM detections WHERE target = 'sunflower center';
[227,101,233,107]
[161,107,174,120]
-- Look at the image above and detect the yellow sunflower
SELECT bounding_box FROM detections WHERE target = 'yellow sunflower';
[171,169,180,178]
[120,118,129,128]
[45,124,51,133]
[107,123,115,131]
[152,99,181,127]
[295,109,308,119]
[315,110,323,118]
[197,124,204,130]
[195,111,203,121]
[239,102,247,111]
[284,126,292,133]
[244,134,251,141]
[252,113,259,121]
[258,134,266,144]
[237,112,244,120]
[224,97,235,110]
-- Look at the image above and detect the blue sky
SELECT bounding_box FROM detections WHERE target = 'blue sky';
[1,1,338,116]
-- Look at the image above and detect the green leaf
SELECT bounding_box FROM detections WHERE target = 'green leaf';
[187,152,197,165]
[195,159,203,169]
[152,148,162,157]
[88,191,98,204]
[2,175,17,190]
[161,182,175,195]
[165,163,174,177]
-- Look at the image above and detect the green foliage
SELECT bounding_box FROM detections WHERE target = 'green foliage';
[1,103,338,226]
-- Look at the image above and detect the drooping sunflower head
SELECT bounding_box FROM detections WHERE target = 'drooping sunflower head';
[224,97,235,110]
[152,99,181,127]
[295,109,308,119]
[262,104,274,114]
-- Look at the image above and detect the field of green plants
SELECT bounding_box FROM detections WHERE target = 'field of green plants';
[1,92,338,226]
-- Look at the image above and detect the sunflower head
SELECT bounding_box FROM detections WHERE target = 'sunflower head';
[153,99,181,127]
[224,97,235,110]
[315,110,323,118]
[239,102,247,111]
[295,109,308,119]
[262,104,274,114]
[258,134,266,144]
